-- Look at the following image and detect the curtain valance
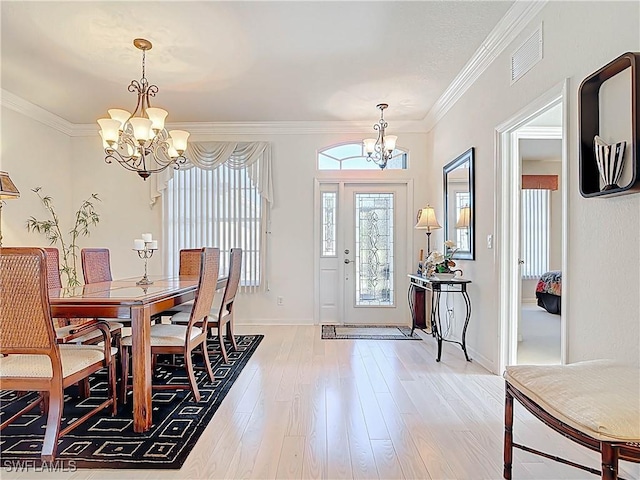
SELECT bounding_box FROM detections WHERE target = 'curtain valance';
[151,141,273,206]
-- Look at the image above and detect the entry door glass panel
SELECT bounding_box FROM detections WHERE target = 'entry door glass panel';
[321,192,337,256]
[355,193,394,306]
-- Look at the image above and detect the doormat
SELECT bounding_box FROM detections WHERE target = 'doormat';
[321,325,421,340]
[0,334,263,470]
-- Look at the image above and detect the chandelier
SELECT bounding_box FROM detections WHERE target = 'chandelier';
[363,103,398,170]
[97,39,190,180]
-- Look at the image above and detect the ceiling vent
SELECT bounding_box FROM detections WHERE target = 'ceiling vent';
[511,24,543,84]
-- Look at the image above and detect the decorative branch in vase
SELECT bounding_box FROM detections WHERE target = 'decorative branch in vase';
[26,187,100,287]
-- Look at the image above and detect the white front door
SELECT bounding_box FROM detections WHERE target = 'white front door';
[316,182,409,325]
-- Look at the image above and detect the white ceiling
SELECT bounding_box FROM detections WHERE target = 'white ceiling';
[520,138,562,162]
[1,1,512,125]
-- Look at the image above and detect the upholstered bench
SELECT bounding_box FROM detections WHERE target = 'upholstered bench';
[503,360,640,480]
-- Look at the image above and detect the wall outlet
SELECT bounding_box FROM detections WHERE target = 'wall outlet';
[487,234,493,249]
[277,296,284,306]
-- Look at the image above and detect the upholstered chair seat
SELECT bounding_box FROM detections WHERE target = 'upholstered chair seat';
[121,324,204,348]
[0,345,117,378]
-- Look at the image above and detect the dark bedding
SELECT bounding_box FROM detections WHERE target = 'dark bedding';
[535,270,561,315]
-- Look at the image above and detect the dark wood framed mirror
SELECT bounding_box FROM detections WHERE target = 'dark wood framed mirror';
[443,147,475,260]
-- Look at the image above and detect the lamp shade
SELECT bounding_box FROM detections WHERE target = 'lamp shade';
[0,171,20,200]
[456,206,471,228]
[415,205,441,231]
[363,138,376,154]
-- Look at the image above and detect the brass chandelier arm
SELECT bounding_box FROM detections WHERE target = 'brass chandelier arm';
[105,148,186,179]
[98,38,190,180]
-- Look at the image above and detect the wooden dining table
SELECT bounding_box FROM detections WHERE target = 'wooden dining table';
[49,275,226,433]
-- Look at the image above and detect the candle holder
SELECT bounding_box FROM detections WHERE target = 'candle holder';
[134,242,157,285]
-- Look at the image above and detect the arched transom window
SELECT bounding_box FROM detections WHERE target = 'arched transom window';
[318,142,408,170]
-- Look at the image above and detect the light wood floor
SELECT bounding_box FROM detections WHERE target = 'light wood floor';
[7,325,639,479]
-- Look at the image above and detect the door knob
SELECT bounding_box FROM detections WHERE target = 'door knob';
[518,259,525,265]
[344,259,351,264]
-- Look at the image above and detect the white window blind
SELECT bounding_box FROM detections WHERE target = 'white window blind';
[163,164,264,292]
[521,189,549,279]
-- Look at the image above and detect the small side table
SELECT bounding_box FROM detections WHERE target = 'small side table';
[408,274,472,362]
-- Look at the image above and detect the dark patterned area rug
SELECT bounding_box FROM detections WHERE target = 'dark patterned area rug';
[0,334,263,469]
[322,325,421,340]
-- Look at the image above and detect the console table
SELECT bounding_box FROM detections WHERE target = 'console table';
[408,274,472,362]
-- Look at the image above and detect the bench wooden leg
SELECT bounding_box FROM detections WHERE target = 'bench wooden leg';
[504,387,514,479]
[601,443,618,480]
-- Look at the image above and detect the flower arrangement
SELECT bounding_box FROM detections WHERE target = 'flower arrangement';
[425,240,459,277]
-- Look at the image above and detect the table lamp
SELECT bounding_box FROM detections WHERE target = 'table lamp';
[415,205,441,254]
[456,205,471,228]
[0,171,20,247]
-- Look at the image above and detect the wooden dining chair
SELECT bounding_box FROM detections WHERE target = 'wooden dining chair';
[79,247,124,341]
[121,247,220,403]
[0,247,117,462]
[45,248,117,337]
[81,248,112,284]
[171,248,242,363]
[44,248,67,329]
[154,249,203,320]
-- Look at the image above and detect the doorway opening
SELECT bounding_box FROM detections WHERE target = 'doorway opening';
[496,80,568,372]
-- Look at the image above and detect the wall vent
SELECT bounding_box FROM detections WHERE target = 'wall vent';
[511,24,543,84]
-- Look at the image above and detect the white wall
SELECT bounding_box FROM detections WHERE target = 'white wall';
[2,110,429,323]
[427,1,640,369]
[1,107,72,248]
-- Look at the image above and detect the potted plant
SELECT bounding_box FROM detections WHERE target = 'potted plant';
[26,187,100,287]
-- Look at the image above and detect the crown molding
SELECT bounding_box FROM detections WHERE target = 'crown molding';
[423,0,548,132]
[71,119,428,137]
[1,89,75,136]
[1,88,427,136]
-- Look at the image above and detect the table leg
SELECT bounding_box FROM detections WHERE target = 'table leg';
[408,284,416,336]
[131,305,152,433]
[461,291,472,362]
[433,290,443,362]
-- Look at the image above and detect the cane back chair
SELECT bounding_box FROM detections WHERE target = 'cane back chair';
[0,247,117,461]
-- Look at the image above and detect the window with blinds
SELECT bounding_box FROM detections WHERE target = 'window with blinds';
[521,189,550,279]
[163,164,264,292]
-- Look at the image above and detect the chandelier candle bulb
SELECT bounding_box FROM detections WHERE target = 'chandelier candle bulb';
[166,139,179,158]
[149,240,158,250]
[130,117,153,143]
[385,135,398,152]
[169,130,190,154]
[145,107,168,132]
[363,138,377,155]
[134,239,145,251]
[108,109,131,130]
[141,233,153,242]
[97,119,120,145]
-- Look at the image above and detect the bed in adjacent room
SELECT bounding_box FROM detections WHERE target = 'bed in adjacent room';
[536,270,561,315]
